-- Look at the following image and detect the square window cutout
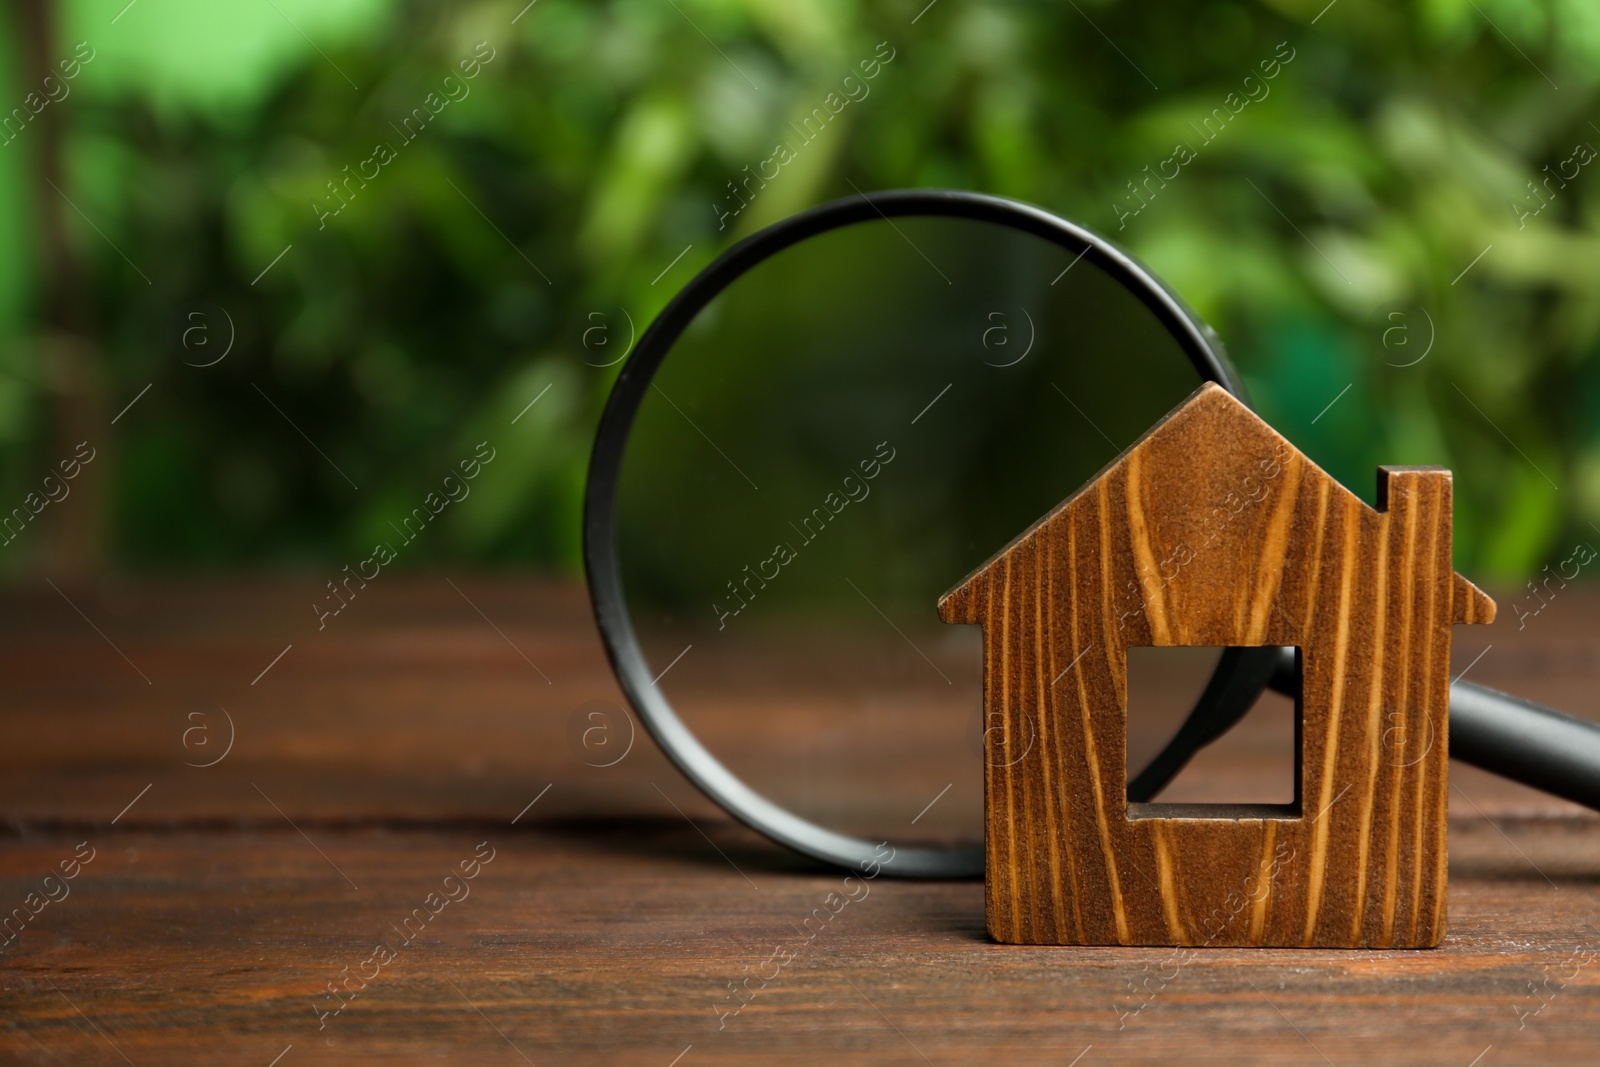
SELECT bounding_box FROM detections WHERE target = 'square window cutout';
[1124,645,1300,820]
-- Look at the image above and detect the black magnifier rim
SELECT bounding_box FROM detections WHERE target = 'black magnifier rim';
[583,188,1251,879]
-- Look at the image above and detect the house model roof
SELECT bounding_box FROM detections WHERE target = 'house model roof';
[938,381,1496,632]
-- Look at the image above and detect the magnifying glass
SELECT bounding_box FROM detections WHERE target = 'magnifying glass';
[585,189,1600,879]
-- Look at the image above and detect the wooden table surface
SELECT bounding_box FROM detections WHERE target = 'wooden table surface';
[2,576,1598,1066]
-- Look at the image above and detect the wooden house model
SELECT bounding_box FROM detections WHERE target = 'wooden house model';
[938,383,1495,947]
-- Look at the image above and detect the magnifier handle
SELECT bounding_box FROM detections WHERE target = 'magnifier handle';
[1265,650,1600,813]
[1448,681,1600,811]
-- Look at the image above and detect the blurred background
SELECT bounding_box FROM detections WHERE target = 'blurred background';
[0,0,1597,584]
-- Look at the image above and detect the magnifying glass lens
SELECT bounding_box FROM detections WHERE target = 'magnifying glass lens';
[615,212,1222,853]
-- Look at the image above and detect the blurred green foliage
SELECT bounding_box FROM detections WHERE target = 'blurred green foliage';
[1,0,1598,580]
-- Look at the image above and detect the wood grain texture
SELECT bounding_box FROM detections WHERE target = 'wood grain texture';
[3,819,1600,1067]
[939,383,1496,948]
[4,577,1600,1066]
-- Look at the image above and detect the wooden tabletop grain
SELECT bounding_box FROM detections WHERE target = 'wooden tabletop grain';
[2,576,1598,1066]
